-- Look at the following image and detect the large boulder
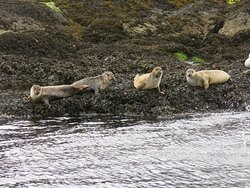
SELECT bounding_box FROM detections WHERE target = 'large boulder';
[219,12,250,37]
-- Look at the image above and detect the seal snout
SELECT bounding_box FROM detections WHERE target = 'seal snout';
[29,85,42,101]
[155,71,162,78]
[186,69,195,78]
[31,85,41,95]
[153,67,163,77]
[103,71,116,81]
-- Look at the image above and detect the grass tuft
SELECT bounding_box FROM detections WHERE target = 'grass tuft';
[43,2,62,13]
[226,0,240,5]
[175,52,188,62]
[191,56,205,64]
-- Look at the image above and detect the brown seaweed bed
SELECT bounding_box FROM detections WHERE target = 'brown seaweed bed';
[0,0,249,117]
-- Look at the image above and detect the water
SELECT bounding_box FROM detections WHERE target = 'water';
[0,112,250,188]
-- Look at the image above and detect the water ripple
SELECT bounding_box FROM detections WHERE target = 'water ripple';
[0,113,250,187]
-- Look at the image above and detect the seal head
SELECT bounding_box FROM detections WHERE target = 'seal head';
[101,71,116,87]
[30,85,42,101]
[152,66,163,78]
[186,68,195,78]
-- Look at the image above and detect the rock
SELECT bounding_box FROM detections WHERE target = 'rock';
[123,21,157,35]
[219,12,250,37]
[0,0,249,117]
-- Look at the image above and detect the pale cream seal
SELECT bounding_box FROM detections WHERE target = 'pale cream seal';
[134,66,164,94]
[186,69,230,90]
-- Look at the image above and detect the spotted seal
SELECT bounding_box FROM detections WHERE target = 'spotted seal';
[71,71,116,95]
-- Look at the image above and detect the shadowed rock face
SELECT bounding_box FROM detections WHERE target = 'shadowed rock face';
[0,0,250,117]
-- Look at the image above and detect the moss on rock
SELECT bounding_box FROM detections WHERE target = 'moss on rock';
[175,52,188,62]
[43,1,62,13]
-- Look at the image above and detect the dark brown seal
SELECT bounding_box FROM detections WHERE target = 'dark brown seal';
[29,84,88,108]
[71,71,116,95]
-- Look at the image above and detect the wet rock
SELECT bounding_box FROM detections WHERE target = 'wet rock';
[0,10,45,33]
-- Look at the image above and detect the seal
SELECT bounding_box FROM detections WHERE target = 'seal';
[186,69,230,90]
[29,84,88,108]
[71,71,116,95]
[244,53,250,68]
[133,66,164,94]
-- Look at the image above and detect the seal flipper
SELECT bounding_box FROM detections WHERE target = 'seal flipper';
[157,86,165,95]
[136,82,146,91]
[72,84,89,91]
[43,98,51,109]
[203,78,209,90]
[93,87,100,95]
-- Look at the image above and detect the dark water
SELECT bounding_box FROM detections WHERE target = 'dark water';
[0,112,250,188]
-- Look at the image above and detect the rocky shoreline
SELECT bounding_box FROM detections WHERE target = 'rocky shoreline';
[0,0,249,117]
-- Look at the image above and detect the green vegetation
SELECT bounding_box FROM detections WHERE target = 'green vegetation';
[175,52,188,62]
[191,56,205,64]
[175,52,205,64]
[43,2,62,13]
[227,0,240,4]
